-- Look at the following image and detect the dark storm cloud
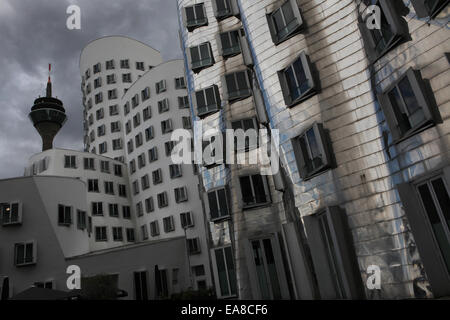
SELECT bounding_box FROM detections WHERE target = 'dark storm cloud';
[0,0,182,178]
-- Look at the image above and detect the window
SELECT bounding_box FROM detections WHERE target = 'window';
[187,238,201,255]
[124,102,130,115]
[96,107,105,121]
[84,158,95,170]
[106,74,116,84]
[161,119,173,134]
[113,138,123,150]
[104,181,114,195]
[97,124,106,137]
[106,59,115,70]
[292,123,333,180]
[132,94,140,108]
[165,141,176,157]
[267,0,303,45]
[93,63,101,74]
[212,0,239,19]
[208,188,229,220]
[88,179,99,192]
[135,133,143,147]
[231,118,259,151]
[180,211,194,228]
[182,116,192,129]
[141,174,150,190]
[156,80,167,94]
[378,68,441,142]
[169,164,182,179]
[143,106,152,120]
[183,3,207,31]
[123,205,131,219]
[152,169,163,185]
[94,77,102,89]
[92,202,103,216]
[114,164,123,177]
[149,147,158,162]
[95,226,108,242]
[126,122,132,135]
[57,205,72,226]
[174,187,188,203]
[129,159,136,174]
[119,184,127,197]
[250,238,283,299]
[163,216,175,233]
[109,203,119,217]
[411,0,449,18]
[145,197,154,213]
[303,207,364,299]
[120,59,130,69]
[1,202,21,226]
[239,174,270,208]
[134,271,148,300]
[145,126,154,141]
[85,68,91,79]
[111,121,121,133]
[150,221,160,236]
[175,77,186,89]
[109,104,119,115]
[193,265,205,277]
[108,89,117,100]
[133,180,140,195]
[157,192,169,208]
[178,96,189,109]
[100,160,110,173]
[223,70,251,102]
[194,85,221,117]
[217,29,242,58]
[88,114,94,125]
[278,51,316,107]
[141,224,149,240]
[122,73,132,83]
[86,83,92,94]
[188,42,214,72]
[136,61,145,70]
[64,155,77,168]
[113,227,123,241]
[141,87,150,101]
[126,228,135,242]
[15,241,36,266]
[77,210,86,230]
[95,92,103,104]
[358,0,409,62]
[158,98,170,113]
[138,153,146,169]
[99,142,107,154]
[127,140,134,154]
[133,113,141,128]
[136,202,144,217]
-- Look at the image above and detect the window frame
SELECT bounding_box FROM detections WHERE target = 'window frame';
[183,3,208,31]
[207,187,230,221]
[188,42,215,73]
[267,0,304,45]
[222,70,252,103]
[212,0,240,20]
[238,174,271,209]
[193,85,221,117]
[1,202,23,226]
[14,241,37,267]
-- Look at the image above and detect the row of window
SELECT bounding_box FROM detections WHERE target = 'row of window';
[64,155,124,176]
[91,202,131,218]
[139,211,195,239]
[94,226,136,243]
[84,59,148,81]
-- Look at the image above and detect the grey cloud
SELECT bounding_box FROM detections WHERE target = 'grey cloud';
[0,0,182,178]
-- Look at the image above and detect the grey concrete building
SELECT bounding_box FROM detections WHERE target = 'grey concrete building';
[177,0,450,299]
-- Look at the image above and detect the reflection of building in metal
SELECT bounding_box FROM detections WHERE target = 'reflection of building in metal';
[0,36,212,299]
[177,0,450,299]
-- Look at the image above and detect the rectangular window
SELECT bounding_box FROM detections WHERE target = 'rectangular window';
[133,180,140,195]
[104,181,114,195]
[114,164,123,177]
[292,123,333,180]
[127,139,134,154]
[93,63,101,74]
[111,121,121,133]
[180,211,194,228]
[136,201,144,217]
[145,126,154,141]
[152,169,163,185]
[169,164,182,179]
[135,132,143,147]
[112,227,123,241]
[77,210,86,230]
[84,158,95,170]
[64,155,77,168]
[145,197,154,213]
[109,203,119,217]
[106,60,115,70]
[134,271,148,300]
[120,59,130,69]
[217,29,241,58]
[163,216,175,233]
[88,179,99,192]
[132,94,140,108]
[187,238,201,255]
[182,116,192,129]
[108,89,117,100]
[174,187,188,203]
[267,0,303,44]
[379,68,441,142]
[175,77,186,89]
[112,138,123,150]
[122,73,132,83]
[107,74,116,84]
[95,226,108,242]
[189,42,214,72]
[208,188,229,220]
[178,96,189,109]
[118,184,127,197]
[138,153,146,169]
[123,205,131,219]
[141,87,151,101]
[239,174,270,208]
[194,85,221,117]
[183,3,207,30]
[136,61,145,71]
[161,119,173,134]
[141,224,149,240]
[149,147,158,162]
[222,70,251,102]
[15,241,36,266]
[231,118,259,151]
[158,98,170,113]
[58,205,72,226]
[126,228,135,242]
[97,124,106,137]
[157,192,169,208]
[100,160,110,173]
[212,0,239,19]
[95,92,103,104]
[94,77,102,89]
[150,220,160,236]
[156,80,167,94]
[124,102,130,115]
[141,174,150,190]
[143,106,152,120]
[278,51,316,107]
[92,202,103,216]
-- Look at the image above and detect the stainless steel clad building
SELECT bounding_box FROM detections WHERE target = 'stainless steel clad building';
[176,0,450,299]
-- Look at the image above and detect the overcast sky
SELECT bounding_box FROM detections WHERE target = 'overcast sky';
[0,0,182,179]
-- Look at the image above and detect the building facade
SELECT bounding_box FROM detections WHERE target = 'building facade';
[177,0,450,299]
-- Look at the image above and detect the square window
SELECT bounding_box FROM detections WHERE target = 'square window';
[183,4,208,31]
[267,0,303,44]
[188,42,214,72]
[194,85,221,117]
